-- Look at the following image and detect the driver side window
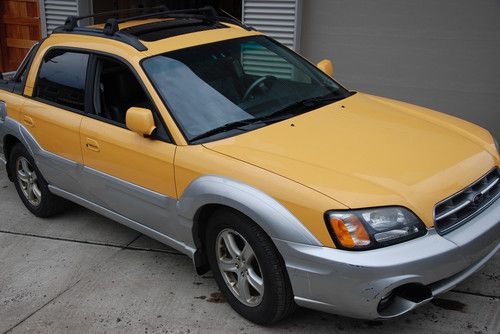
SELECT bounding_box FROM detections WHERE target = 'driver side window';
[93,57,152,125]
[91,56,169,141]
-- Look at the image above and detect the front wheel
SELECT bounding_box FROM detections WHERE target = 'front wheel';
[205,209,296,325]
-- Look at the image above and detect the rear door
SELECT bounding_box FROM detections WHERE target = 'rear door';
[79,53,178,237]
[22,49,87,195]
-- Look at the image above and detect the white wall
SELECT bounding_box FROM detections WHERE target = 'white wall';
[300,0,500,138]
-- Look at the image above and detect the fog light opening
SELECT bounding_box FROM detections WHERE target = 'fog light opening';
[378,283,433,317]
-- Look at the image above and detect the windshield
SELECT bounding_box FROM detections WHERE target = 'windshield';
[142,36,351,143]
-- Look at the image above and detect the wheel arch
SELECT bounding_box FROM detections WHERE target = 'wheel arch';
[1,117,40,180]
[2,134,22,181]
[176,175,322,274]
[191,203,239,274]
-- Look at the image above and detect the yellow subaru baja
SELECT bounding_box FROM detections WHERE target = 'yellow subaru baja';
[0,7,499,325]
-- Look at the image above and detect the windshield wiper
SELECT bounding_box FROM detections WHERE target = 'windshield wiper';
[253,94,344,124]
[190,95,343,143]
[190,118,257,142]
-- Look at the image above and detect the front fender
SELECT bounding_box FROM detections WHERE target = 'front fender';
[176,175,322,246]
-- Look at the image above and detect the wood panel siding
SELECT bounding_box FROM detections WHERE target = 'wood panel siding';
[0,0,41,72]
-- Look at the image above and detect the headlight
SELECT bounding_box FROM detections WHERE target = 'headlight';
[325,207,427,250]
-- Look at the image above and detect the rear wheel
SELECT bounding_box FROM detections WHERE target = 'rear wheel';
[205,209,296,325]
[9,143,67,217]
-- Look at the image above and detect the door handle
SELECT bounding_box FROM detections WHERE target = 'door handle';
[85,138,100,152]
[22,115,34,127]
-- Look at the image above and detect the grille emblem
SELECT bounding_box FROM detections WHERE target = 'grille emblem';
[472,192,484,206]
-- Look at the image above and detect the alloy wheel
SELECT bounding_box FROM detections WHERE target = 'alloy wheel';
[16,156,41,206]
[216,228,264,307]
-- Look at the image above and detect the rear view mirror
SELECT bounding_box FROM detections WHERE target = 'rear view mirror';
[126,107,156,136]
[317,59,334,77]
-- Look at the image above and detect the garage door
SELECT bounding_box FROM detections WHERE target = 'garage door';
[40,0,79,35]
[242,0,301,50]
[300,0,500,137]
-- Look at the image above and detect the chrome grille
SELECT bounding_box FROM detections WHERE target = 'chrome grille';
[434,168,500,234]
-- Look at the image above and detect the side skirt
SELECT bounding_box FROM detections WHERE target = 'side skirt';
[48,185,197,260]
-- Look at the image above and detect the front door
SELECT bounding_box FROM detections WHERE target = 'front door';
[80,54,178,237]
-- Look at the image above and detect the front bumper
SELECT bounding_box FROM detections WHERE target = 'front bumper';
[274,197,500,320]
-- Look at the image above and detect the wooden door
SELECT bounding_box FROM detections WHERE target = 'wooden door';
[0,0,41,72]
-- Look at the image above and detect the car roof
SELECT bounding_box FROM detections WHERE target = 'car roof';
[49,8,262,56]
[49,19,261,56]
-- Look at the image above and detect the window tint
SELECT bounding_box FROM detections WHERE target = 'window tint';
[35,50,88,111]
[92,56,169,140]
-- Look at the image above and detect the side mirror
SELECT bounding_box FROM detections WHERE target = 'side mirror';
[126,107,156,136]
[317,59,334,77]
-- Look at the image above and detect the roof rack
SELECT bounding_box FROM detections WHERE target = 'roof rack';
[59,6,168,32]
[52,6,254,52]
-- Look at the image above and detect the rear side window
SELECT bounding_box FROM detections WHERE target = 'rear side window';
[35,50,89,111]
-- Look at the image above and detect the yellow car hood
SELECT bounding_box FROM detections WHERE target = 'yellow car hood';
[204,93,499,226]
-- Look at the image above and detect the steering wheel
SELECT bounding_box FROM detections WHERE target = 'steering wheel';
[242,75,276,101]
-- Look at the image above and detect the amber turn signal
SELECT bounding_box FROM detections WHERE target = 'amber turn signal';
[328,214,371,249]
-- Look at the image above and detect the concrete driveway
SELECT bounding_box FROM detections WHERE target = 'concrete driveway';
[0,163,499,333]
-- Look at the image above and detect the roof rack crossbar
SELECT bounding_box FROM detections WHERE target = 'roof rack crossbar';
[155,13,252,30]
[106,6,215,25]
[63,6,167,31]
[54,6,254,52]
[104,6,252,32]
[102,7,224,36]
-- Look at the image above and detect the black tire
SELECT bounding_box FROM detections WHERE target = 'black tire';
[205,209,296,325]
[9,143,68,217]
